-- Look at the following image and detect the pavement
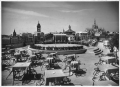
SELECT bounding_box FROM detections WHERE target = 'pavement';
[2,46,101,86]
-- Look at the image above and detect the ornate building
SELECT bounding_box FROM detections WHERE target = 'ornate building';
[85,19,106,38]
[63,25,76,41]
[64,25,75,35]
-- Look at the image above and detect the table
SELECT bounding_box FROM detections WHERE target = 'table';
[45,69,67,85]
[101,56,115,60]
[98,64,119,79]
[98,64,119,73]
[13,62,31,68]
[100,56,116,64]
[12,62,31,85]
[94,80,118,86]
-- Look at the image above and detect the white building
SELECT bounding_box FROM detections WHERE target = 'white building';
[76,31,90,40]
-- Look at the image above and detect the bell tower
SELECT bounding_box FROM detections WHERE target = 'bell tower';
[37,21,41,36]
[13,29,16,36]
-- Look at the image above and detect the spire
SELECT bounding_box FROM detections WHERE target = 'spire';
[14,29,15,32]
[69,25,71,30]
[63,28,65,33]
[94,19,96,25]
[37,21,41,28]
[13,29,16,36]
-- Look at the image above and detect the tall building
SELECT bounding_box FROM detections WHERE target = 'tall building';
[37,21,41,37]
[35,21,44,44]
[13,29,16,37]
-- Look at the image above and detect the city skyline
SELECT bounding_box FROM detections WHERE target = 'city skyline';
[2,1,119,35]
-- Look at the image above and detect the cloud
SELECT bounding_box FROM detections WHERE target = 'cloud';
[3,7,49,18]
[61,9,94,13]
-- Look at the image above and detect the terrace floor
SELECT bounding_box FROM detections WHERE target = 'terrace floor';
[1,46,105,86]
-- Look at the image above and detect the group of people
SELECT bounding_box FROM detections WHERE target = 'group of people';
[31,45,83,51]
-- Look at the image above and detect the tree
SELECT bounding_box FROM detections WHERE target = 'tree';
[109,33,119,50]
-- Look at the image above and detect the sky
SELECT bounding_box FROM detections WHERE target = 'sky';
[1,1,119,35]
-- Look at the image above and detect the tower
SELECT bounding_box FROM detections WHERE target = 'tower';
[37,21,41,36]
[92,19,98,29]
[94,19,96,25]
[63,29,65,33]
[69,25,71,30]
[13,29,16,36]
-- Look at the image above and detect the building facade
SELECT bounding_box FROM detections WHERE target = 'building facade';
[10,30,23,48]
[53,34,68,43]
[44,33,68,43]
[2,35,11,48]
[22,33,35,45]
[75,31,91,41]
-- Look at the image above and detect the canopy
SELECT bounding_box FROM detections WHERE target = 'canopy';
[102,48,110,55]
[97,42,105,50]
[15,48,26,53]
[35,44,82,47]
[66,54,75,58]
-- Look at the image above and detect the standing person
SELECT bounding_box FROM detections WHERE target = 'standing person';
[63,56,68,70]
[68,64,72,76]
[76,60,81,71]
[113,46,118,64]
